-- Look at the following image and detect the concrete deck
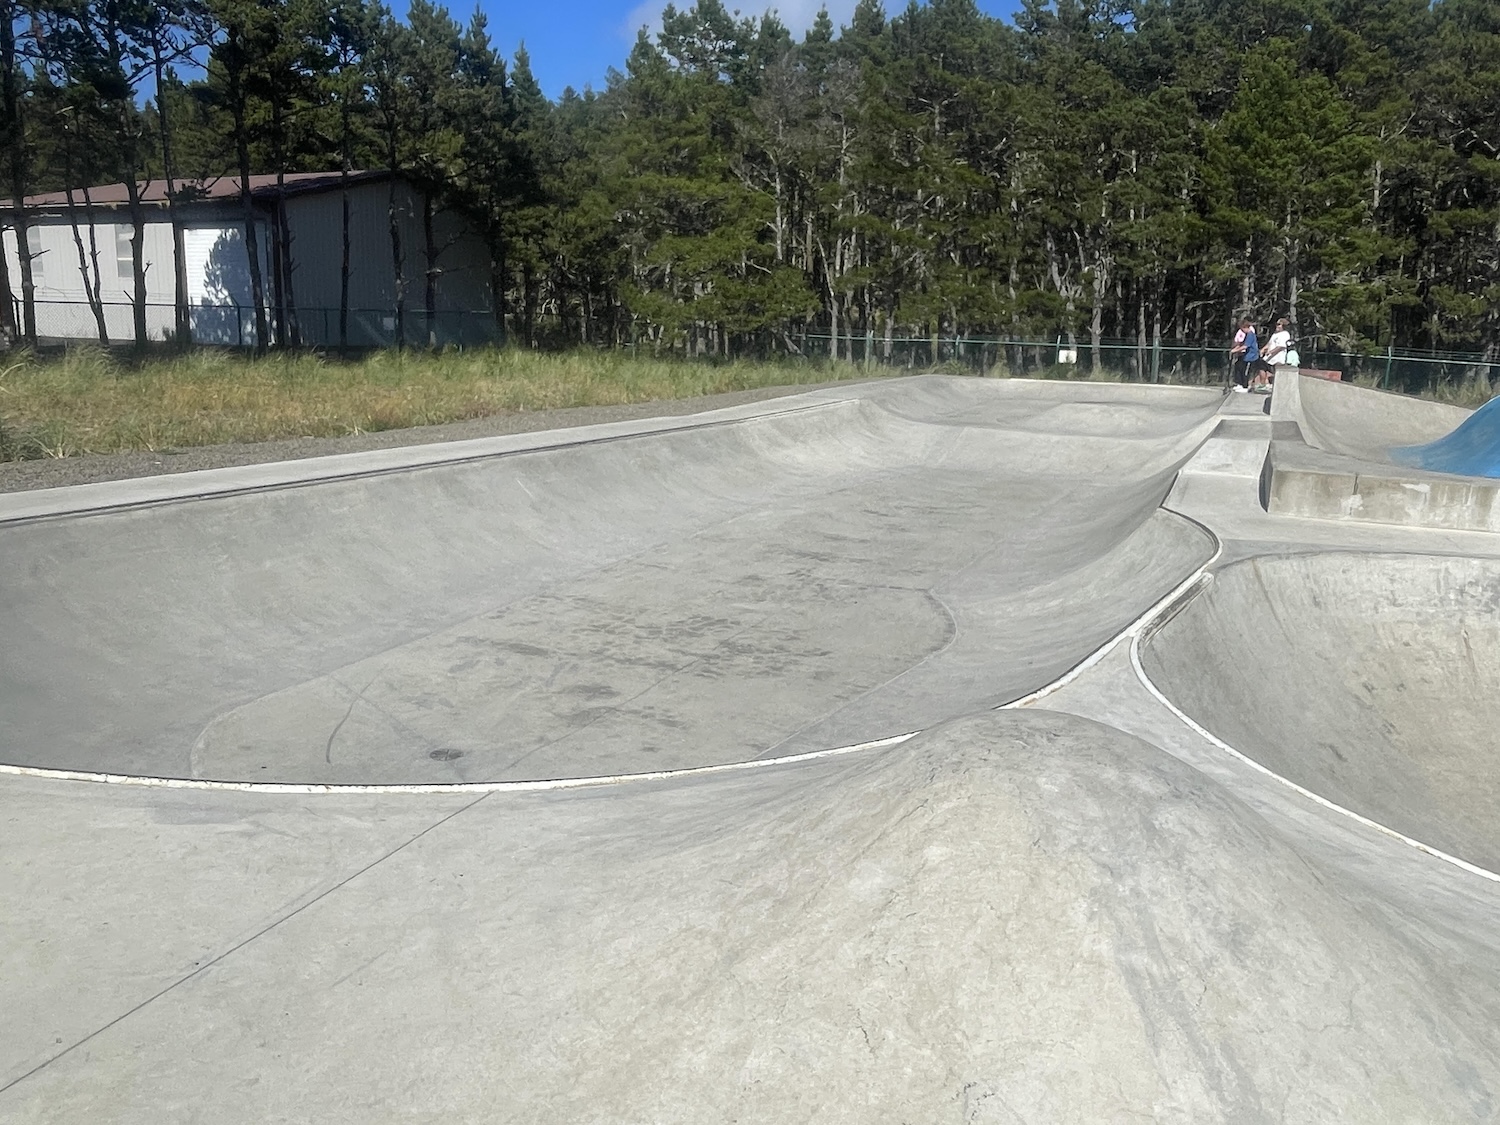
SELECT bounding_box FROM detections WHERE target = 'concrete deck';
[3,375,1499,1122]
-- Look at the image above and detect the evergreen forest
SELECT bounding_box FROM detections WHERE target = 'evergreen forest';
[0,0,1496,371]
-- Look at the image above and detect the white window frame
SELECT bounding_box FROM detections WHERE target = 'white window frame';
[115,225,133,280]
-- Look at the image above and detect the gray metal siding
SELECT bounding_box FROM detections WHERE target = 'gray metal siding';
[2,177,495,348]
[285,180,495,347]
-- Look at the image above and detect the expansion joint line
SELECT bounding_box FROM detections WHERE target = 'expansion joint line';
[0,791,493,1096]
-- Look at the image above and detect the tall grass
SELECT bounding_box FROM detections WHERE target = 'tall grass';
[1352,370,1497,408]
[0,346,875,460]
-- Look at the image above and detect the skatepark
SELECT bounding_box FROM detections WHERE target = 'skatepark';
[3,371,1500,1121]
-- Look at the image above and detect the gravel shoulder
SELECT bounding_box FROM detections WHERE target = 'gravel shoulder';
[0,380,864,494]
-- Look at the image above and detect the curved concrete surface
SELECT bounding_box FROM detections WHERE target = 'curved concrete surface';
[1393,394,1500,478]
[1143,552,1500,871]
[1297,376,1470,463]
[0,379,1218,784]
[1268,375,1500,531]
[6,375,1500,1124]
[8,711,1500,1123]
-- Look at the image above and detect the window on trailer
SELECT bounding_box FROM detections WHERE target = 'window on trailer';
[116,226,132,279]
[26,226,43,283]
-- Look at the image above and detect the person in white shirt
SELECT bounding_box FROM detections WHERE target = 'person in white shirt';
[1255,318,1294,391]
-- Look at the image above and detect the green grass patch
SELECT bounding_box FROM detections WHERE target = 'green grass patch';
[0,346,882,460]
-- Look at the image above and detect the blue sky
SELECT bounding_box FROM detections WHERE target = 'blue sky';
[453,0,1028,99]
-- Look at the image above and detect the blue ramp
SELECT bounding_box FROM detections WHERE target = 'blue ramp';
[1391,395,1500,478]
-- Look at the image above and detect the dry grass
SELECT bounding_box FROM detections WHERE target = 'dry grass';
[0,346,876,460]
[1352,370,1497,408]
[1420,378,1498,409]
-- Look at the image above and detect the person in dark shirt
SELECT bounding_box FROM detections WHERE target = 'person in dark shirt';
[1228,317,1257,393]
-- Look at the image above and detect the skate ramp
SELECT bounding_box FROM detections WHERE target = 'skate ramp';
[1268,377,1500,530]
[8,710,1499,1123]
[1142,552,1500,871]
[1296,376,1470,464]
[0,378,1220,784]
[1392,394,1500,478]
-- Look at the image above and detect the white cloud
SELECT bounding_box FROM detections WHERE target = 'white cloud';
[621,0,862,45]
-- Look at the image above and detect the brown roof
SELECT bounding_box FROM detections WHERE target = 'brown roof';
[3,170,389,210]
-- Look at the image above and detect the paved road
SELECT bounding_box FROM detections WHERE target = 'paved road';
[3,375,1498,1122]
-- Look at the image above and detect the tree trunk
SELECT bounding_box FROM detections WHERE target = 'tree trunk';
[1136,292,1148,382]
[829,295,839,362]
[227,53,268,353]
[387,173,406,349]
[124,180,149,351]
[1288,243,1301,328]
[337,90,353,355]
[1008,257,1022,374]
[339,176,351,355]
[268,205,286,348]
[422,190,438,348]
[0,217,15,347]
[1,10,34,346]
[63,187,107,345]
[522,260,534,347]
[490,236,506,343]
[1090,256,1106,375]
[275,171,300,347]
[153,52,188,348]
[1151,299,1162,383]
[59,119,108,345]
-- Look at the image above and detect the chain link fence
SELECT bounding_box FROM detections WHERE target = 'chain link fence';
[743,333,1500,395]
[10,299,1497,397]
[14,299,502,350]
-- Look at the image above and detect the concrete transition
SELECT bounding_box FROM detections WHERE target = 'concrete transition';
[1267,372,1500,532]
[1394,394,1500,478]
[3,375,1500,1122]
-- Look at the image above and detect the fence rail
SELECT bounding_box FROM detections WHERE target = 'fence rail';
[7,298,1496,396]
[785,332,1498,395]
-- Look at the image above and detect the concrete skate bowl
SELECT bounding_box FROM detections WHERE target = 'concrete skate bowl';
[0,377,1221,787]
[1142,551,1500,873]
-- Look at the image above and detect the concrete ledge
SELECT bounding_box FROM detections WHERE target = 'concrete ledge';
[1267,437,1500,532]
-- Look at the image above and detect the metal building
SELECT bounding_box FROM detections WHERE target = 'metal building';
[0,171,496,348]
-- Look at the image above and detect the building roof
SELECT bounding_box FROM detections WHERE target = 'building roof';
[1,170,391,211]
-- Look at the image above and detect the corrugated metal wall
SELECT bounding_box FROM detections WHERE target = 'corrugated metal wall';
[285,179,495,348]
[1,178,496,349]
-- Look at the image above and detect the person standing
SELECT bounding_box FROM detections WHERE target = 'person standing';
[1247,318,1289,392]
[1260,317,1294,373]
[1228,317,1258,393]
